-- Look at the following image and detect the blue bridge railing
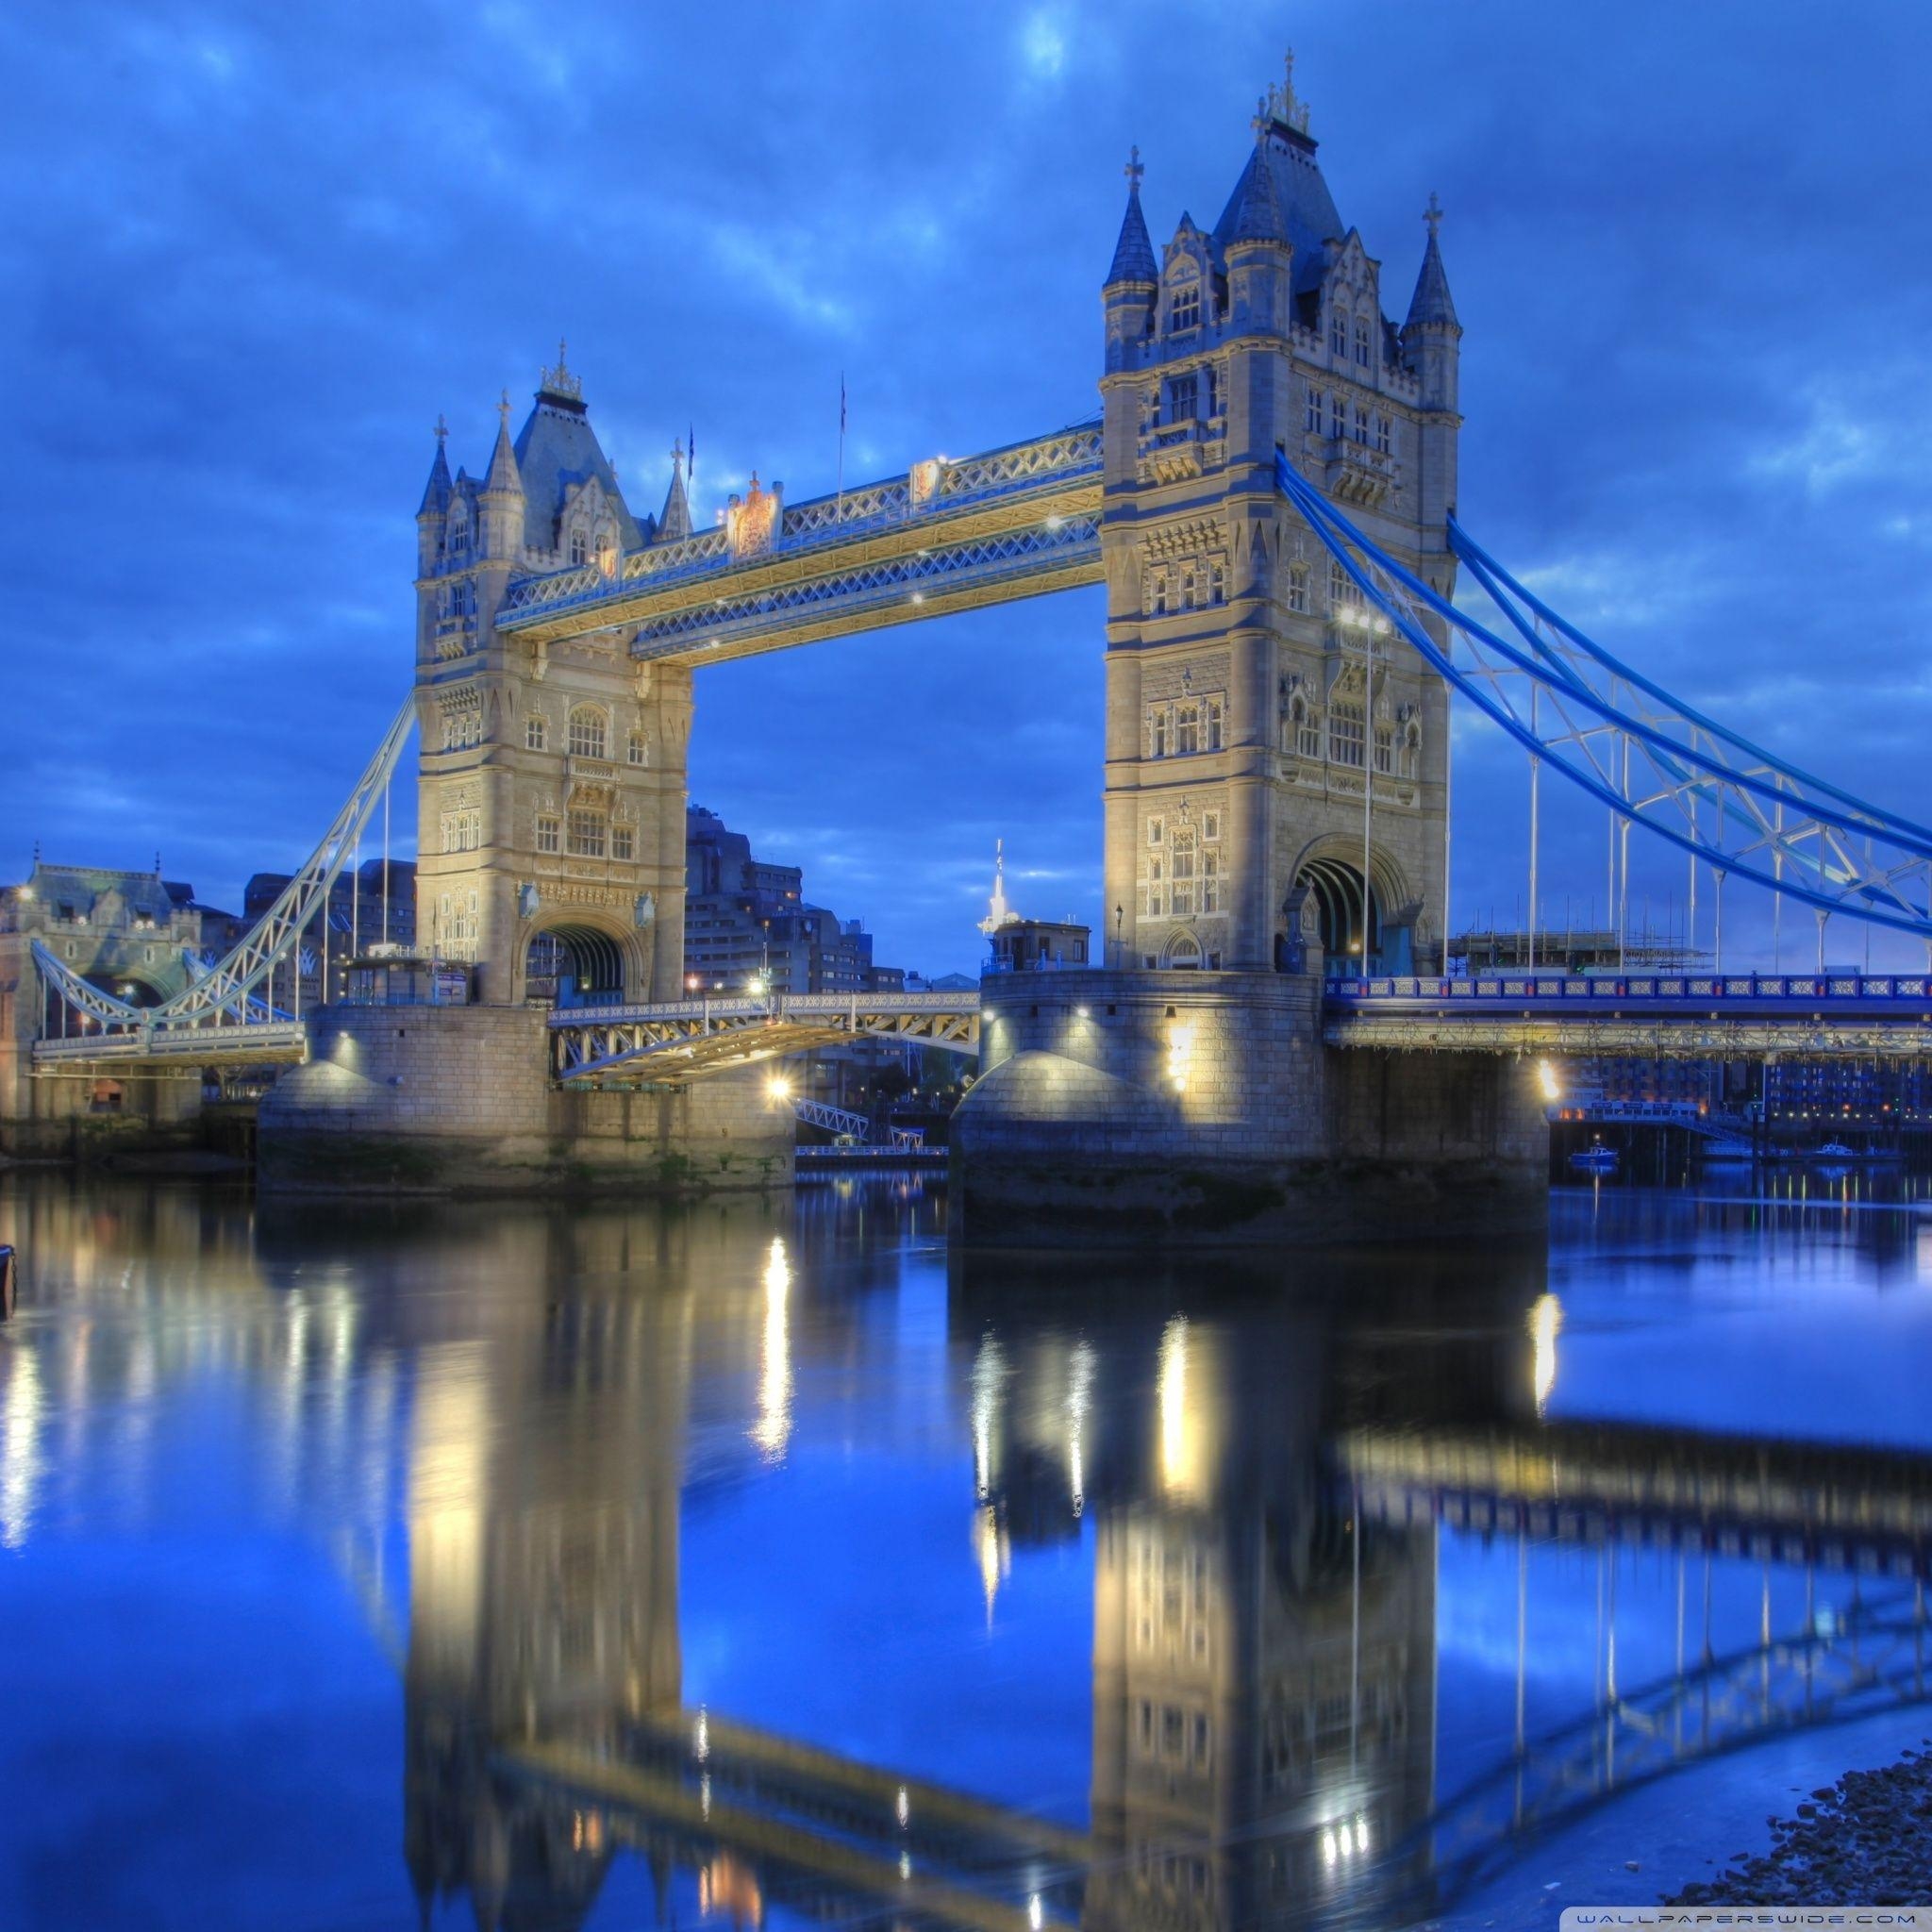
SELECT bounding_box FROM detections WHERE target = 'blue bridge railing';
[1326,972,1932,1005]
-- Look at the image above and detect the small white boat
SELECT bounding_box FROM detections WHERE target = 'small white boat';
[1570,1140,1619,1174]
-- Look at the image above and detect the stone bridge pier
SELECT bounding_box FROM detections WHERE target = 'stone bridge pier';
[951,968,1546,1246]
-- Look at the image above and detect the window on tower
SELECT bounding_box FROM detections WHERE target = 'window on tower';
[626,731,648,766]
[1206,698,1224,751]
[570,529,589,567]
[1306,386,1322,434]
[1288,563,1309,613]
[1171,832,1196,916]
[526,714,547,752]
[1167,373,1199,421]
[568,708,607,760]
[1202,848,1222,913]
[1355,316,1372,368]
[567,809,608,858]
[611,824,636,861]
[1328,393,1344,440]
[1174,702,1201,757]
[536,815,560,855]
[1329,307,1347,356]
[1329,693,1366,768]
[1170,279,1202,332]
[1375,414,1391,455]
[1354,405,1369,445]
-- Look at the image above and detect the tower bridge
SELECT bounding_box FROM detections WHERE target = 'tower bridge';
[17,56,1932,1235]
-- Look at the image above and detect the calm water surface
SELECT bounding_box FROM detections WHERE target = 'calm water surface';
[3,1169,1931,1930]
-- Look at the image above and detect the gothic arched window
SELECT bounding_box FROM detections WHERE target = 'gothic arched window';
[525,714,547,752]
[1169,275,1202,333]
[568,707,607,760]
[569,528,589,567]
[1354,316,1372,368]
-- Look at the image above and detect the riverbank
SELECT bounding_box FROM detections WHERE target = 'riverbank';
[1666,1740,1932,1907]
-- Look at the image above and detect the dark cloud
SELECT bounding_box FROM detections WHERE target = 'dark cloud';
[5,1,1928,972]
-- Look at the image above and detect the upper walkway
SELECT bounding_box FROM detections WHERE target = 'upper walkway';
[492,424,1104,666]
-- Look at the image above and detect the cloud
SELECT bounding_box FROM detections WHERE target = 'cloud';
[4,0,1932,974]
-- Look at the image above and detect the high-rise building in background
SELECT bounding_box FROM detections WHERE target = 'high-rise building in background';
[683,806,903,996]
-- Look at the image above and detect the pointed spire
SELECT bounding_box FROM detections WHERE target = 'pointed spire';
[658,441,691,541]
[1223,142,1289,246]
[1404,192,1460,333]
[416,413,453,518]
[1105,145,1158,287]
[483,390,522,494]
[978,838,1018,934]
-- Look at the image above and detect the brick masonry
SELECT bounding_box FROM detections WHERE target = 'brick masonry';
[952,967,1546,1245]
[257,1004,791,1194]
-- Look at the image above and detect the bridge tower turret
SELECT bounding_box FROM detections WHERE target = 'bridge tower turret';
[1098,59,1457,978]
[412,348,690,1006]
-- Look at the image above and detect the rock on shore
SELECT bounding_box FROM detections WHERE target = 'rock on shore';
[1667,1740,1932,1907]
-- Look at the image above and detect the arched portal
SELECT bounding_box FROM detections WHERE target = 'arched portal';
[1298,856,1380,973]
[525,924,628,1007]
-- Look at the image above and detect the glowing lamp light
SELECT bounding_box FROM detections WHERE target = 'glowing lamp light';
[1027,1896,1044,1931]
[1074,1006,1090,1019]
[747,973,768,998]
[1537,1058,1560,1103]
[1166,1019,1195,1091]
[766,1073,793,1103]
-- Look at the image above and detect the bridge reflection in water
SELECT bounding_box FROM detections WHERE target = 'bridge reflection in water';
[5,1178,1930,1928]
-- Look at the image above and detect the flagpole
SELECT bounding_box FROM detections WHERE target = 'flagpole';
[836,373,846,525]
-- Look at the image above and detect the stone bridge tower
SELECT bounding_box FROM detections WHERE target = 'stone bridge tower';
[412,349,693,1006]
[1098,59,1461,976]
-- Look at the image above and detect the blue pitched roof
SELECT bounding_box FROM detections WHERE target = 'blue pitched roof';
[1211,126,1343,292]
[1105,185,1158,286]
[511,393,644,554]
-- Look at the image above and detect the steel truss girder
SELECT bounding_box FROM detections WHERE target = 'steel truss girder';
[550,994,979,1086]
[30,1023,309,1072]
[1274,456,1932,940]
[29,696,415,1054]
[494,424,1104,650]
[1325,973,1932,1056]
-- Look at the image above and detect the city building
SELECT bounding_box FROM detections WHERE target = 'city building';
[244,858,418,959]
[682,805,901,996]
[0,858,244,1149]
[979,841,1091,972]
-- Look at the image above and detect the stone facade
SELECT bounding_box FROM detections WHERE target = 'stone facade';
[0,862,240,1156]
[952,968,1546,1245]
[257,1004,791,1193]
[1098,66,1460,977]
[413,353,693,1006]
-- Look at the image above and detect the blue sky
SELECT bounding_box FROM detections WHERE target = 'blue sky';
[5,1,1931,976]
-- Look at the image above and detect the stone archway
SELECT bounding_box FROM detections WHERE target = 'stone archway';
[1289,839,1416,976]
[1160,929,1204,970]
[521,919,640,1007]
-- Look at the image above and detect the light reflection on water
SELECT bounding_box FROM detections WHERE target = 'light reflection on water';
[0,1172,1929,1930]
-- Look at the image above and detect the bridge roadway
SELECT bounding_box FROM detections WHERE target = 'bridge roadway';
[37,970,1932,1078]
[1324,968,1932,1058]
[491,424,1104,668]
[549,991,981,1083]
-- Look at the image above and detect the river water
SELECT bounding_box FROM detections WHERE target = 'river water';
[2,1168,1930,1930]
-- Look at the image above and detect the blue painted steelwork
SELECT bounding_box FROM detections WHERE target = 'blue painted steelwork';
[496,423,1104,633]
[1274,454,1932,939]
[629,512,1101,661]
[1326,970,1932,1008]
